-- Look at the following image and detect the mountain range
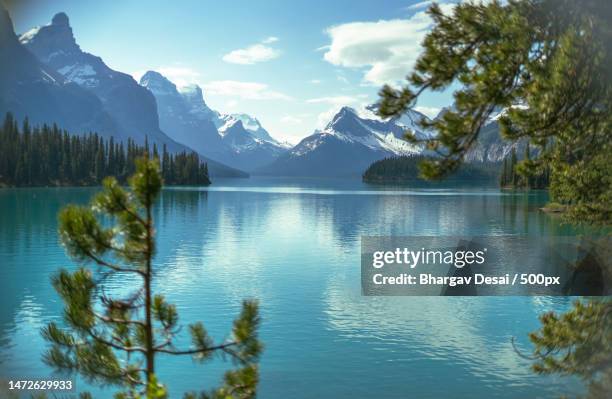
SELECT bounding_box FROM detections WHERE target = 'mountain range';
[256,106,435,176]
[0,7,515,180]
[1,9,244,177]
[0,8,116,139]
[139,71,289,172]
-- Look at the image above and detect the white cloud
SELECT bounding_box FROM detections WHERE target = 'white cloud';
[225,100,239,109]
[414,106,441,118]
[310,79,322,84]
[222,38,281,65]
[202,80,291,100]
[262,36,279,44]
[336,74,349,85]
[407,0,433,10]
[322,3,455,85]
[156,66,202,87]
[280,115,302,125]
[306,96,360,105]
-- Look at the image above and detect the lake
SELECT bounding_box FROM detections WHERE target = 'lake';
[0,178,584,398]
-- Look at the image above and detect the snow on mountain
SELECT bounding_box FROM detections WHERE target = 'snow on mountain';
[19,13,166,144]
[255,103,522,177]
[220,119,286,154]
[140,71,226,159]
[0,5,117,138]
[19,13,107,90]
[255,105,431,177]
[360,103,435,140]
[464,119,526,163]
[217,113,282,146]
[180,84,220,122]
[311,106,427,156]
[16,12,245,178]
[434,103,527,163]
[141,71,288,172]
[57,63,98,87]
[214,111,290,170]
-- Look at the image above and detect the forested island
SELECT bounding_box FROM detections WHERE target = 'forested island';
[363,150,551,191]
[362,155,499,184]
[0,113,210,187]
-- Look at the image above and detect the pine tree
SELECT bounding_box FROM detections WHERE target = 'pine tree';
[522,299,612,399]
[152,143,159,161]
[0,114,212,187]
[161,144,169,180]
[500,158,508,187]
[376,1,611,396]
[42,158,260,398]
[510,148,518,187]
[95,137,105,182]
[523,143,531,188]
[377,0,611,225]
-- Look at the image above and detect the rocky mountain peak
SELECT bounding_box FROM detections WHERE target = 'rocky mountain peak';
[220,118,245,135]
[338,106,357,116]
[139,71,178,96]
[51,12,70,27]
[326,106,367,136]
[19,11,79,54]
[180,84,204,103]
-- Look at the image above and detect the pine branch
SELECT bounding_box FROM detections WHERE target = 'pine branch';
[86,329,147,354]
[94,312,146,327]
[155,341,238,355]
[84,249,144,276]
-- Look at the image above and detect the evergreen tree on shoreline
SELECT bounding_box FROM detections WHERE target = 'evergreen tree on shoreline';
[377,0,610,224]
[43,158,261,398]
[0,113,211,187]
[376,1,611,396]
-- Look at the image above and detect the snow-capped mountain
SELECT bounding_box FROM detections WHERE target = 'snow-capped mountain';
[464,120,526,163]
[217,113,286,146]
[256,106,432,177]
[16,12,244,177]
[217,118,290,171]
[433,104,525,163]
[180,84,220,123]
[140,70,288,172]
[139,71,226,159]
[0,6,117,137]
[20,13,168,145]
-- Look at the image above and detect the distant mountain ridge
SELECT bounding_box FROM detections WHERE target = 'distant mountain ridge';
[140,70,288,172]
[20,12,175,147]
[139,71,227,160]
[3,6,519,179]
[433,106,526,163]
[255,106,432,177]
[9,10,245,177]
[255,103,519,177]
[0,7,117,138]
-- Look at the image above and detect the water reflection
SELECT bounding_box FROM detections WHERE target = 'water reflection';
[0,179,585,398]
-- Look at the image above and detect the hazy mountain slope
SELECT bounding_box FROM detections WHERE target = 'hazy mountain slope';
[139,71,226,159]
[0,6,117,136]
[218,119,289,171]
[16,12,244,177]
[141,71,287,172]
[20,13,174,147]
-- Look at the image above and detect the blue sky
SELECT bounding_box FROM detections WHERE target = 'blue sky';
[9,0,456,144]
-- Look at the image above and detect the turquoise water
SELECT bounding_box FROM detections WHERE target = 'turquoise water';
[0,178,583,398]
